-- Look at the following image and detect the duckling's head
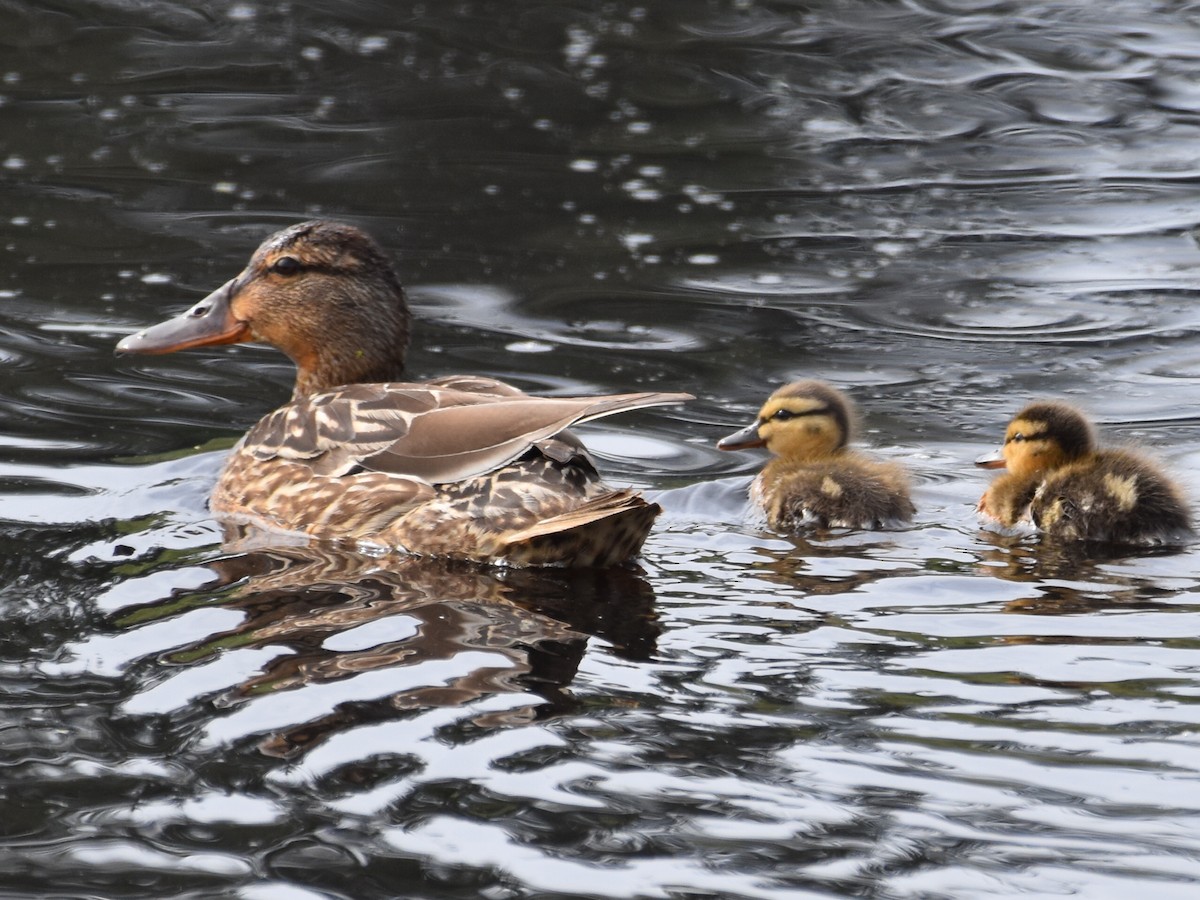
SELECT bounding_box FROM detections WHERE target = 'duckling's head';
[117,220,412,397]
[717,380,853,461]
[976,401,1095,478]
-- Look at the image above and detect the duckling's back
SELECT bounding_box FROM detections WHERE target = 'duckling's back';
[1031,449,1192,544]
[755,453,914,531]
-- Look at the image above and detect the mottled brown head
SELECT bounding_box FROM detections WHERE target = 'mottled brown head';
[977,400,1096,478]
[717,380,854,461]
[117,220,412,397]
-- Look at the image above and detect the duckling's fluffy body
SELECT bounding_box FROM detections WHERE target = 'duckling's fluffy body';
[978,401,1192,544]
[718,381,914,530]
[751,451,914,531]
[118,221,689,566]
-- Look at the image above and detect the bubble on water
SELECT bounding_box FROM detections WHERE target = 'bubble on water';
[622,180,660,201]
[506,340,554,354]
[620,232,654,252]
[564,25,594,67]
[358,36,388,55]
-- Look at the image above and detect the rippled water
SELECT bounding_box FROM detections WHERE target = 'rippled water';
[5,1,1200,897]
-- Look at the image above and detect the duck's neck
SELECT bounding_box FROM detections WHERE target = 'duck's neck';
[782,445,844,463]
[289,298,411,398]
[292,349,408,398]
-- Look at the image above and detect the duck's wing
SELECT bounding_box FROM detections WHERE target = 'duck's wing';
[242,382,691,485]
[420,374,528,397]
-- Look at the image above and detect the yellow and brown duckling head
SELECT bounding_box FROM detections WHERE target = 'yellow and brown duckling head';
[975,401,1095,479]
[117,221,412,397]
[717,380,853,461]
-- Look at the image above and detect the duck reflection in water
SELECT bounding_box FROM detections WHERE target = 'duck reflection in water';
[975,530,1187,614]
[116,545,659,759]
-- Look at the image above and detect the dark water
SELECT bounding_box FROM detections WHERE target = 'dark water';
[5,1,1200,897]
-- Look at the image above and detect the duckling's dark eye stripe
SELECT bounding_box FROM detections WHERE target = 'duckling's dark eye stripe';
[772,405,829,422]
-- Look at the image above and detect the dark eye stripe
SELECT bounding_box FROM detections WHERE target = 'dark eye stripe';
[268,260,358,277]
[772,405,828,422]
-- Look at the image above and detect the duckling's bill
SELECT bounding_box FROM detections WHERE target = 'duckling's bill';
[717,421,765,451]
[975,447,1006,469]
[116,278,249,355]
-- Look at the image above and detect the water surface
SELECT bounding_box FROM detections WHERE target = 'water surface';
[4,1,1200,897]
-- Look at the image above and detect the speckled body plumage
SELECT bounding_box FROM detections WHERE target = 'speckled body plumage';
[211,384,662,565]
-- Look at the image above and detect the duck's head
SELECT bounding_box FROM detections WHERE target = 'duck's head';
[116,220,411,397]
[975,401,1095,477]
[717,380,853,461]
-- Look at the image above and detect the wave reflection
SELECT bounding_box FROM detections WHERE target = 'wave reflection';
[106,547,659,760]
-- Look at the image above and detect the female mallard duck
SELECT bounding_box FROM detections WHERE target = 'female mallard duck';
[976,401,1192,544]
[716,380,914,530]
[116,220,690,566]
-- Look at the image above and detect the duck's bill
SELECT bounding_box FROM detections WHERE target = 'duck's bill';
[716,422,765,451]
[115,279,250,355]
[974,447,1007,469]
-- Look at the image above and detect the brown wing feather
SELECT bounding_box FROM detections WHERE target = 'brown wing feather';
[364,391,690,484]
[420,374,528,397]
[243,384,691,487]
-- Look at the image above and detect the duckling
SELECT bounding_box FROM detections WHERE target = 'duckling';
[976,400,1192,544]
[116,220,691,566]
[717,380,915,530]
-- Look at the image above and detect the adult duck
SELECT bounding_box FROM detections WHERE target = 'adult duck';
[117,220,690,566]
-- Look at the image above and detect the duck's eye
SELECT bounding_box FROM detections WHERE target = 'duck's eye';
[271,256,302,276]
[1010,432,1025,443]
[772,409,797,421]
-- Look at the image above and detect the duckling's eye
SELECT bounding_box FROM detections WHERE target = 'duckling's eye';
[271,256,302,277]
[772,409,797,421]
[1010,433,1026,444]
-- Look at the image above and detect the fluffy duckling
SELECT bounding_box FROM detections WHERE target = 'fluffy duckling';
[976,401,1192,544]
[717,380,914,530]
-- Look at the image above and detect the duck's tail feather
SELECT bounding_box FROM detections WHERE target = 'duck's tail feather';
[500,490,661,567]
